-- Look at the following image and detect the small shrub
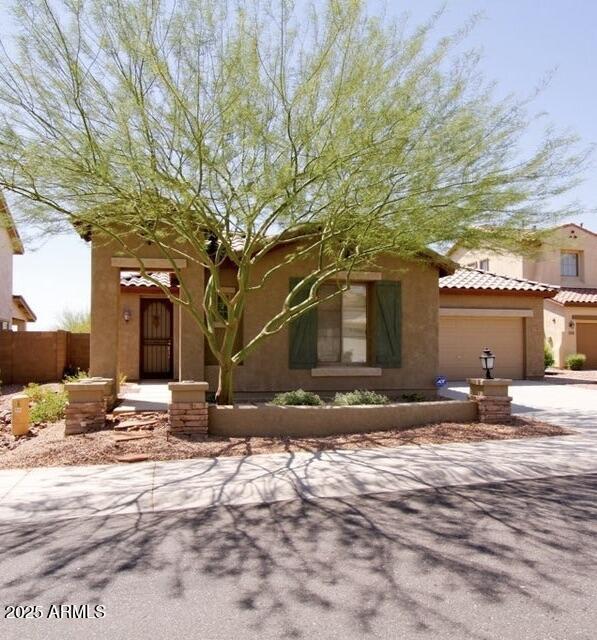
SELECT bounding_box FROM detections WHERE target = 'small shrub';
[63,368,89,382]
[544,343,555,369]
[334,390,389,405]
[565,353,586,371]
[24,382,45,403]
[401,392,427,403]
[27,387,68,424]
[271,389,323,406]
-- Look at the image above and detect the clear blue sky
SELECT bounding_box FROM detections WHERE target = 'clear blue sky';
[7,0,597,328]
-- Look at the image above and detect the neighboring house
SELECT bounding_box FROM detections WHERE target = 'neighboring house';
[0,193,36,331]
[89,236,455,398]
[450,223,597,368]
[12,295,37,330]
[439,268,557,379]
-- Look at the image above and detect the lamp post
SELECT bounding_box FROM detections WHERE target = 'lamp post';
[480,347,495,379]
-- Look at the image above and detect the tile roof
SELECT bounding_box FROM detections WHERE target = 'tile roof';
[553,288,597,306]
[120,272,173,288]
[440,267,558,296]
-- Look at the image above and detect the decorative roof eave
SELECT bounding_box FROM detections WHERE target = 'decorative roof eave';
[0,192,24,255]
[440,287,557,299]
[551,287,597,306]
[120,285,180,295]
[559,222,597,239]
[12,295,36,322]
[439,267,558,297]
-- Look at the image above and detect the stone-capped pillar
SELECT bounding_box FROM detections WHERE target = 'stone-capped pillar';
[64,380,111,435]
[88,376,117,411]
[168,381,209,436]
[467,378,513,423]
[178,261,205,381]
[89,241,120,396]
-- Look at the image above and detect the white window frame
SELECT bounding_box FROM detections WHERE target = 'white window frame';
[560,251,580,277]
[316,283,368,366]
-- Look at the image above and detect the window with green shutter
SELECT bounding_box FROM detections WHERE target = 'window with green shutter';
[288,278,402,369]
[374,281,402,367]
[288,278,318,369]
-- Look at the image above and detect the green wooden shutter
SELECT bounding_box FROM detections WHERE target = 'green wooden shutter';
[374,281,402,368]
[288,277,318,369]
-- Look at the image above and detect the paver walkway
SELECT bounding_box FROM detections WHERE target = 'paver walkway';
[117,381,170,412]
[1,381,595,524]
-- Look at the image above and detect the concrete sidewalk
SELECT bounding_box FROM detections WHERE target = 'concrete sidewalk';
[1,380,596,524]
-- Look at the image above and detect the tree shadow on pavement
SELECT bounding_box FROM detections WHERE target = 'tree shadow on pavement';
[1,474,596,639]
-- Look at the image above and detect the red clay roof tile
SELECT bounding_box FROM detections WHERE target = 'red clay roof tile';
[440,267,557,296]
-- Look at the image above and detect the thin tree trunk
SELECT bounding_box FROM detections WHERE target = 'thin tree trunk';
[216,362,235,405]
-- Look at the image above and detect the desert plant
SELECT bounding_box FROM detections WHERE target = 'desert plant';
[24,385,68,424]
[63,368,89,382]
[333,390,389,405]
[544,343,555,369]
[54,309,90,333]
[401,392,427,403]
[271,389,323,406]
[565,353,586,371]
[24,383,45,404]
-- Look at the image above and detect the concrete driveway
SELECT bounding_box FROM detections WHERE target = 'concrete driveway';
[444,379,597,433]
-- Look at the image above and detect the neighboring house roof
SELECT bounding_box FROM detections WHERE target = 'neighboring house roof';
[440,267,558,297]
[553,287,597,306]
[558,222,597,239]
[0,192,24,254]
[446,222,596,258]
[12,295,37,322]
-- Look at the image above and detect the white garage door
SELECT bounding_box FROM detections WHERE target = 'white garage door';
[439,316,524,380]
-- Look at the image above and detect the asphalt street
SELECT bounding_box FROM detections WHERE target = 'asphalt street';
[1,472,595,640]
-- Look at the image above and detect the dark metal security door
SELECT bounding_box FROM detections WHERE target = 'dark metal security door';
[140,299,173,379]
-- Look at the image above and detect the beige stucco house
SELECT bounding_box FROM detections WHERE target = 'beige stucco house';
[0,193,36,331]
[450,223,597,368]
[89,234,458,399]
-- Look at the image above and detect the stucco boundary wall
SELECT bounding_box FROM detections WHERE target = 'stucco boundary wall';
[0,331,90,384]
[208,399,478,438]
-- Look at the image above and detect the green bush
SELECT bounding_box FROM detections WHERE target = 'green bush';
[271,389,323,406]
[401,392,427,403]
[565,353,586,371]
[333,389,389,405]
[544,343,555,369]
[24,382,45,403]
[63,368,89,382]
[25,384,68,424]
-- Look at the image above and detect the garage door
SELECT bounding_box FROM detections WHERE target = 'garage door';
[576,323,597,368]
[439,316,524,380]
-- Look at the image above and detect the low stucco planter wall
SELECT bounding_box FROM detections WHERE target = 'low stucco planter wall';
[208,399,478,438]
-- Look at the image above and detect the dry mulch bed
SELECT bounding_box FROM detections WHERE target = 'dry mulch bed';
[0,411,569,470]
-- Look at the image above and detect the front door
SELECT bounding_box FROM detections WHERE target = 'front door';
[140,299,173,379]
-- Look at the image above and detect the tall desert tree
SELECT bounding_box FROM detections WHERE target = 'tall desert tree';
[0,0,587,402]
[55,309,91,333]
